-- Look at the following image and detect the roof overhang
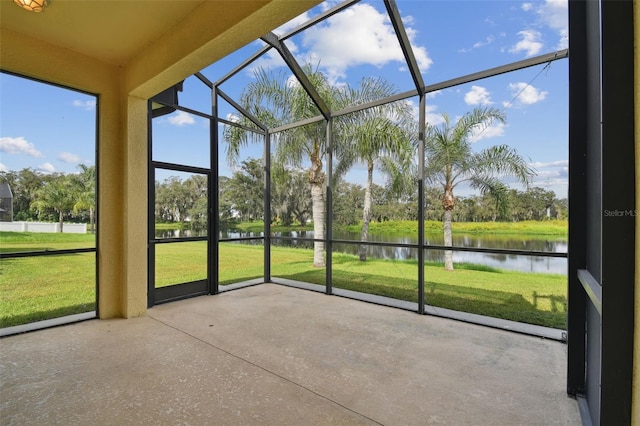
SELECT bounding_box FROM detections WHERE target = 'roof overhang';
[0,0,321,97]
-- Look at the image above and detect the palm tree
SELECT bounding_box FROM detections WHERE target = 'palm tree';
[31,175,76,233]
[334,77,414,261]
[224,65,341,267]
[425,106,534,271]
[72,164,96,234]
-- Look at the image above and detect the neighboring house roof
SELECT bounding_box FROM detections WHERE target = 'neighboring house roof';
[0,183,12,199]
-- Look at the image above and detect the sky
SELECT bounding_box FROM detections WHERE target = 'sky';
[0,0,568,198]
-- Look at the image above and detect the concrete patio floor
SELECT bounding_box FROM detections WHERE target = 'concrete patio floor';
[1,284,580,425]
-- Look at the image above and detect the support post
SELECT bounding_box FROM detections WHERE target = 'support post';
[264,132,272,283]
[211,87,220,294]
[418,94,426,314]
[325,119,333,295]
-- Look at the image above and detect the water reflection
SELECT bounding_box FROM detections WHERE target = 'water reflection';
[155,228,567,274]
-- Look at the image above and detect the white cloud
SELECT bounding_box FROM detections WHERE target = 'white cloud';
[0,136,43,157]
[536,169,568,179]
[273,11,311,37]
[425,105,446,126]
[403,26,431,69]
[473,35,495,49]
[538,0,569,50]
[459,35,497,53]
[425,90,441,99]
[168,111,195,126]
[408,99,445,126]
[320,0,342,13]
[556,29,568,50]
[464,86,492,105]
[286,74,301,89]
[510,30,543,57]
[505,82,548,105]
[226,113,240,123]
[72,99,96,111]
[58,152,81,163]
[0,163,7,172]
[523,0,568,50]
[405,99,419,121]
[529,159,568,168]
[247,47,287,75]
[300,3,432,82]
[37,162,56,173]
[458,32,506,53]
[470,122,506,142]
[537,0,568,32]
[530,158,569,191]
[401,14,415,27]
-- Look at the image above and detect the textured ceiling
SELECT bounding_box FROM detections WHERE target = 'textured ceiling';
[0,0,263,67]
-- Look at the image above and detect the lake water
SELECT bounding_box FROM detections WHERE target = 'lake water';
[155,228,567,275]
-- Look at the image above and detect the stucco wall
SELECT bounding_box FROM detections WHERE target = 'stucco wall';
[0,1,322,320]
[0,28,126,318]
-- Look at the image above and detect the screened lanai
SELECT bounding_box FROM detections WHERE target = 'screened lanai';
[0,0,637,424]
[148,0,569,337]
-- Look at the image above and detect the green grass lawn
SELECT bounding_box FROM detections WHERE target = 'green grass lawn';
[0,253,96,327]
[233,219,568,237]
[1,231,567,329]
[268,245,566,328]
[0,231,95,252]
[381,219,567,236]
[155,243,566,328]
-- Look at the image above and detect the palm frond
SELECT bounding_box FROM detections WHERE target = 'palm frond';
[471,145,536,187]
[424,107,513,190]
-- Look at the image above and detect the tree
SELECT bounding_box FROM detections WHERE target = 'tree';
[332,179,364,226]
[334,77,414,261]
[425,106,534,270]
[154,179,172,223]
[506,187,558,221]
[184,174,208,231]
[218,176,237,225]
[0,168,52,221]
[224,65,342,267]
[373,187,419,222]
[522,187,556,220]
[271,160,310,226]
[155,176,187,223]
[71,164,96,233]
[188,196,208,232]
[552,197,568,220]
[225,159,264,222]
[30,175,76,232]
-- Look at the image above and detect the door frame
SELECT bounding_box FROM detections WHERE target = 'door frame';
[567,1,636,424]
[147,83,218,306]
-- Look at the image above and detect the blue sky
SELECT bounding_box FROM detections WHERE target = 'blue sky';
[0,73,97,175]
[1,0,568,198]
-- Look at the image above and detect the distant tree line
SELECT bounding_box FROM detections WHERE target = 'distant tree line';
[1,162,564,241]
[152,156,565,232]
[153,158,310,230]
[0,166,96,233]
[331,180,565,225]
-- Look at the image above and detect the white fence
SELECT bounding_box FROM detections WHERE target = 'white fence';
[0,221,87,234]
